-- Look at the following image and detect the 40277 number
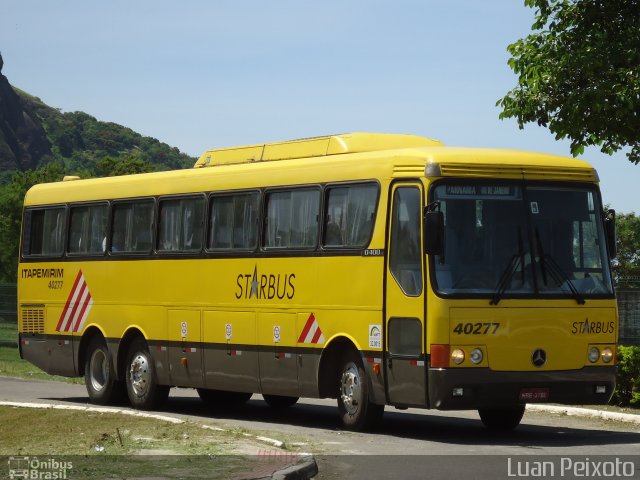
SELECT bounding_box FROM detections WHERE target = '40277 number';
[453,322,500,335]
[48,280,63,290]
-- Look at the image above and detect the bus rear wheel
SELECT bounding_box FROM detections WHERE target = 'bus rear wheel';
[125,338,169,410]
[197,388,252,407]
[478,405,526,431]
[263,394,299,408]
[84,337,125,405]
[337,350,384,431]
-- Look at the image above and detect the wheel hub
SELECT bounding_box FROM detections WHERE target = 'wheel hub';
[340,364,362,415]
[129,353,150,397]
[89,349,108,392]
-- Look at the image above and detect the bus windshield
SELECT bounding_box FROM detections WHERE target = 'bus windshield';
[430,182,613,299]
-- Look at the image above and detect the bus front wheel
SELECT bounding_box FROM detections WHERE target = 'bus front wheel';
[125,338,169,410]
[84,337,125,405]
[478,405,526,431]
[337,351,384,431]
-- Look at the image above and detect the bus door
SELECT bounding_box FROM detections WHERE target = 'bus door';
[384,182,427,407]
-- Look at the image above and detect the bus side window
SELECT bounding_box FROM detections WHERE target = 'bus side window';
[111,200,154,254]
[264,188,319,249]
[323,183,378,248]
[209,192,259,251]
[22,207,66,257]
[68,204,108,255]
[158,197,204,253]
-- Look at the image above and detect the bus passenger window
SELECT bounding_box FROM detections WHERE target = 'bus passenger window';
[158,197,204,252]
[264,189,319,249]
[22,207,66,257]
[209,192,259,251]
[68,204,108,255]
[323,183,378,248]
[111,200,154,253]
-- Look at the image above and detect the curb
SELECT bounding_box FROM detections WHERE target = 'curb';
[0,401,318,479]
[271,454,318,480]
[526,404,640,424]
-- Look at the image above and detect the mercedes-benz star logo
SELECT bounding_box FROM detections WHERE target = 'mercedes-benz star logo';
[531,348,547,367]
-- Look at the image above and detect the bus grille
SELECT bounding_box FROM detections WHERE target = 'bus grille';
[20,307,45,334]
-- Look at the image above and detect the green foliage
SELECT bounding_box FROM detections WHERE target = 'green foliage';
[96,154,156,177]
[498,0,640,164]
[31,105,195,173]
[611,345,640,407]
[613,211,640,288]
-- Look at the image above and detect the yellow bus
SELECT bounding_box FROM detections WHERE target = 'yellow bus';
[17,133,618,431]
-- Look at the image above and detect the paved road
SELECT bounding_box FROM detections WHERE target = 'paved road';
[1,377,639,479]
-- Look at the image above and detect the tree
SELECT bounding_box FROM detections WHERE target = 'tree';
[96,154,156,177]
[498,0,640,164]
[613,211,640,288]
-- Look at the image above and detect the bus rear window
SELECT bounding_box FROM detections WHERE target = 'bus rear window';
[22,207,66,257]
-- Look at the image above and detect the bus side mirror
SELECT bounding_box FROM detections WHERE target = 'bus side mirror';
[424,210,444,256]
[604,209,617,259]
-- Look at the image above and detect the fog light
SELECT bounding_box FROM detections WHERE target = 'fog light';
[452,387,464,397]
[595,385,607,394]
[470,348,483,364]
[601,347,614,363]
[451,349,465,365]
[588,346,600,363]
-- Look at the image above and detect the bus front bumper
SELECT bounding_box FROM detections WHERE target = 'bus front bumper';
[428,366,616,410]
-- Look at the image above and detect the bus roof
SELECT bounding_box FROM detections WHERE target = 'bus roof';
[24,133,599,206]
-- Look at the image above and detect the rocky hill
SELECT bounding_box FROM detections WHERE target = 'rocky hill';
[0,53,195,177]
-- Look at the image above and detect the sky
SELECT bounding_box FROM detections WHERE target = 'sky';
[1,0,637,213]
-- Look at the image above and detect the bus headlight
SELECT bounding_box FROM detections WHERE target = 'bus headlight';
[588,346,600,363]
[451,349,465,365]
[601,347,614,363]
[470,348,483,364]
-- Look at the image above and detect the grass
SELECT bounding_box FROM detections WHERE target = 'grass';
[0,406,261,479]
[0,321,17,344]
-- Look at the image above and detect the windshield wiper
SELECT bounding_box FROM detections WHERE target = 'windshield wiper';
[534,228,585,305]
[490,227,525,306]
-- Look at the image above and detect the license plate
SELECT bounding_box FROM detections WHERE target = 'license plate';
[519,387,550,402]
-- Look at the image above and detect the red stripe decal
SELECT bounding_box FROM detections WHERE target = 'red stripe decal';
[297,313,315,343]
[56,270,83,331]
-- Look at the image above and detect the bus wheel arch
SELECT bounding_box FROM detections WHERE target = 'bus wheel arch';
[78,326,108,377]
[318,336,384,430]
[318,336,357,399]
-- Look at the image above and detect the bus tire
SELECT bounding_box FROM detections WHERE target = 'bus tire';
[263,394,299,408]
[337,350,384,431]
[197,388,252,407]
[125,337,169,410]
[478,405,525,431]
[84,337,126,405]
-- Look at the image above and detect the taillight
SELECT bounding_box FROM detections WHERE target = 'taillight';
[430,344,450,368]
